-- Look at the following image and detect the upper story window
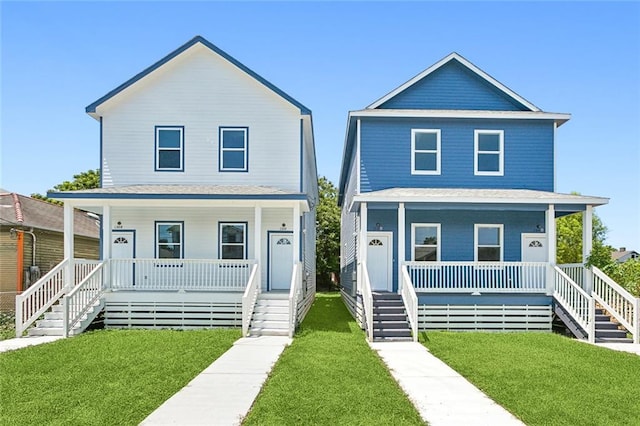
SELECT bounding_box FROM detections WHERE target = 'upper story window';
[155,126,184,171]
[474,130,503,176]
[475,224,503,262]
[156,221,183,259]
[219,222,247,259]
[411,129,440,175]
[412,223,441,261]
[219,127,248,172]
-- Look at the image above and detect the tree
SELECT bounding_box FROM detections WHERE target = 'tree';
[556,210,612,268]
[315,176,340,290]
[32,169,100,205]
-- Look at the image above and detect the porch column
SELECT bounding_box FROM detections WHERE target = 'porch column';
[545,204,556,295]
[397,202,405,293]
[583,205,593,293]
[63,202,75,290]
[254,205,262,289]
[292,203,300,263]
[102,205,111,290]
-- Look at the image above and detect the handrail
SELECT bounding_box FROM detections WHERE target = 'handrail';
[63,261,106,337]
[592,266,638,343]
[360,262,374,342]
[553,265,594,342]
[557,263,585,288]
[288,262,302,338]
[15,259,69,336]
[400,265,419,342]
[241,263,260,336]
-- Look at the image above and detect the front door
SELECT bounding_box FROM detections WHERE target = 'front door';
[269,232,294,290]
[112,230,135,286]
[367,232,392,292]
[521,233,548,262]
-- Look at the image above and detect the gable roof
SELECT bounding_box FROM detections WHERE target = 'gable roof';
[366,52,540,112]
[86,35,311,118]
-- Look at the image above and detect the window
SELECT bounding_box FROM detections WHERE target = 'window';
[219,127,248,172]
[219,222,247,259]
[475,224,503,262]
[155,126,184,171]
[474,130,503,176]
[411,129,440,175]
[156,222,183,259]
[412,223,441,261]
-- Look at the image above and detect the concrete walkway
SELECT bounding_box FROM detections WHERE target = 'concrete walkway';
[0,336,64,353]
[141,335,291,426]
[594,342,640,355]
[370,341,524,426]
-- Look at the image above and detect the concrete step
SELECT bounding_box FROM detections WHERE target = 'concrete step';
[28,327,64,336]
[35,319,63,328]
[250,320,288,330]
[249,327,289,337]
[252,312,288,322]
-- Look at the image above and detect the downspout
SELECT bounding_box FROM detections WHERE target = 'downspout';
[23,228,37,267]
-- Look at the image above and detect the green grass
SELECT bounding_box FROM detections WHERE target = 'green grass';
[243,293,423,425]
[0,328,240,425]
[0,311,15,341]
[422,332,640,425]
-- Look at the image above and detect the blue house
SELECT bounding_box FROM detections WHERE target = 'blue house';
[338,53,637,343]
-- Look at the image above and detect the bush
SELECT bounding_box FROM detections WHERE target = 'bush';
[603,259,640,296]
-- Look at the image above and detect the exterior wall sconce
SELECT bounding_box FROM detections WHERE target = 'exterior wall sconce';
[375,222,383,231]
[536,224,544,232]
[280,223,287,231]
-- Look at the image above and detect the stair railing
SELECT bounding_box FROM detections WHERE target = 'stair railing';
[591,266,639,344]
[360,262,374,342]
[241,263,260,336]
[400,265,419,342]
[553,265,595,342]
[288,262,302,338]
[63,261,106,337]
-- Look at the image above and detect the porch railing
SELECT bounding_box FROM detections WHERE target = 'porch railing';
[63,262,106,337]
[75,260,102,284]
[553,265,594,342]
[360,262,374,342]
[109,259,257,291]
[404,261,548,293]
[241,263,260,336]
[400,265,418,342]
[557,263,585,288]
[288,262,303,338]
[592,266,639,344]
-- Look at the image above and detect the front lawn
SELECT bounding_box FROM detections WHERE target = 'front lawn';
[423,332,640,425]
[0,329,240,425]
[243,293,423,425]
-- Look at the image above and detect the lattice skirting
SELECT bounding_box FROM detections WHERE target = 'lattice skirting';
[419,304,552,332]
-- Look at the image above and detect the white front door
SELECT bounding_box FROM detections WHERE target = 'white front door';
[269,232,294,290]
[367,232,392,292]
[521,233,548,262]
[112,230,135,286]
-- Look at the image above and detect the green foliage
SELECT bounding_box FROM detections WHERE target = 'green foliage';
[603,259,640,296]
[556,210,611,268]
[315,176,340,290]
[0,312,15,341]
[31,168,101,205]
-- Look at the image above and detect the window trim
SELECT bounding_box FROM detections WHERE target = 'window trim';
[218,222,248,260]
[474,129,504,176]
[474,224,504,262]
[219,127,249,172]
[155,221,184,259]
[411,223,441,262]
[411,129,441,175]
[155,126,184,172]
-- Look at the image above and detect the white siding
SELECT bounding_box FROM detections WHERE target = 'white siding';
[99,44,301,190]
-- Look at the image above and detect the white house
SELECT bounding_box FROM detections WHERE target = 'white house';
[16,36,318,338]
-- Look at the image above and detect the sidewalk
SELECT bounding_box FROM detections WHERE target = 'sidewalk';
[594,342,640,356]
[370,341,524,426]
[0,336,64,353]
[141,335,291,426]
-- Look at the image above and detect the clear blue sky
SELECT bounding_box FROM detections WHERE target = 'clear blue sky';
[1,1,639,249]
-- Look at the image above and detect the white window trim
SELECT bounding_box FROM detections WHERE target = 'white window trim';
[220,127,248,172]
[474,129,504,176]
[155,127,184,171]
[411,129,441,175]
[219,222,247,259]
[155,221,183,259]
[474,224,504,262]
[411,223,441,261]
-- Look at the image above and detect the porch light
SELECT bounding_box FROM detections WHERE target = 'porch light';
[536,224,544,232]
[375,222,383,231]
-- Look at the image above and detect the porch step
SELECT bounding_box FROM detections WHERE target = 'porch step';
[371,292,413,342]
[28,300,104,337]
[554,302,633,343]
[248,294,291,337]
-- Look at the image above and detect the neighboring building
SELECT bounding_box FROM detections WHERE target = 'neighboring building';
[337,53,633,343]
[17,36,317,337]
[0,190,99,311]
[612,248,639,263]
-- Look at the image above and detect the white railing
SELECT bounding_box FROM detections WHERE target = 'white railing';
[75,260,102,284]
[558,263,585,288]
[592,266,639,344]
[241,263,260,336]
[404,261,548,293]
[109,259,257,291]
[400,265,418,342]
[553,266,594,342]
[15,259,69,337]
[360,262,374,342]
[288,262,303,338]
[63,262,106,337]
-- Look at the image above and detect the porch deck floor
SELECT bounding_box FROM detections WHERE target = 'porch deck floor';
[140,335,291,426]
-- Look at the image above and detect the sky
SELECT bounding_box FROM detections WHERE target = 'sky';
[1,1,639,249]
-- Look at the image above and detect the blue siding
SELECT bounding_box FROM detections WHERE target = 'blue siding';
[417,294,551,306]
[360,118,554,192]
[340,261,356,294]
[379,60,529,111]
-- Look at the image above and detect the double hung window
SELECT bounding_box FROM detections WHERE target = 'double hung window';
[411,129,440,175]
[155,127,184,171]
[156,222,183,259]
[474,130,503,175]
[412,224,441,261]
[475,224,503,262]
[219,127,248,172]
[219,223,247,259]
